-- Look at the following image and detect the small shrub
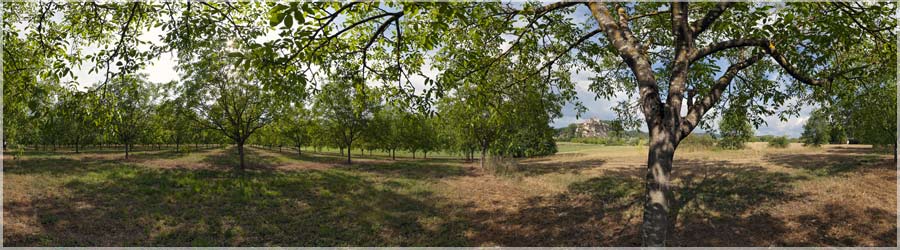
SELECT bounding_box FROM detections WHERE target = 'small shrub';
[768,136,789,148]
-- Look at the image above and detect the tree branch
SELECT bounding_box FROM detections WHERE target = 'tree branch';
[101,2,140,89]
[679,52,764,140]
[505,1,581,16]
[587,2,662,122]
[690,2,733,37]
[689,38,768,63]
[763,41,832,86]
[666,1,692,129]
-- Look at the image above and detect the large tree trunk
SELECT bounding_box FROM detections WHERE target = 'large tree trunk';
[641,127,677,246]
[391,149,395,160]
[125,143,130,159]
[297,144,302,156]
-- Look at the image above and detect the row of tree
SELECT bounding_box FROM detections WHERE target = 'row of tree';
[8,75,227,157]
[7,61,562,170]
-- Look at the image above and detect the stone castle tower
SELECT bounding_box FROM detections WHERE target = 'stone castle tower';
[575,118,611,137]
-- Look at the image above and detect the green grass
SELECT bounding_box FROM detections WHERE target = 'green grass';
[5,152,471,246]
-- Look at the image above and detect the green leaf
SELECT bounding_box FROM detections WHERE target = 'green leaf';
[269,13,282,27]
[271,4,289,14]
[284,14,293,29]
[294,10,305,26]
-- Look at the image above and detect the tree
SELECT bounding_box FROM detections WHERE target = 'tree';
[181,43,276,170]
[371,106,406,160]
[279,104,313,156]
[61,89,104,153]
[313,66,380,164]
[844,77,897,161]
[824,71,897,160]
[33,86,67,152]
[801,109,831,147]
[556,123,580,141]
[109,74,152,159]
[3,16,59,154]
[717,107,754,150]
[156,96,195,152]
[402,113,440,159]
[437,90,499,169]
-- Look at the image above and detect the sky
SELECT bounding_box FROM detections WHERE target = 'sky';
[59,3,815,138]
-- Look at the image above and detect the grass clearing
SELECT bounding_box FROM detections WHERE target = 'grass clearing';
[4,142,896,246]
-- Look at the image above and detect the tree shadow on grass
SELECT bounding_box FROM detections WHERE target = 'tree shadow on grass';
[5,148,223,176]
[200,147,284,171]
[5,166,472,246]
[462,175,644,246]
[128,148,219,162]
[764,152,891,177]
[514,158,608,177]
[822,145,887,155]
[257,148,352,165]
[463,159,811,246]
[4,156,121,176]
[337,161,474,180]
[666,160,806,246]
[781,203,896,246]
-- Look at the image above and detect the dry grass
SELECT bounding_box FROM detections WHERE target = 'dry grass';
[3,142,896,246]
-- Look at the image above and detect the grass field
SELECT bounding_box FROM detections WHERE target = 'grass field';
[3,142,896,246]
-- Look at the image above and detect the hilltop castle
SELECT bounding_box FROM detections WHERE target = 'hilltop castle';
[575,118,611,138]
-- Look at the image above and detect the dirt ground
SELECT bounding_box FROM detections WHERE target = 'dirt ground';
[3,142,896,246]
